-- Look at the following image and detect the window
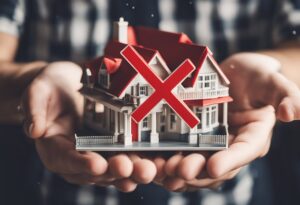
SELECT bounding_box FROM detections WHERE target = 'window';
[169,110,177,130]
[211,106,217,124]
[195,107,202,129]
[160,114,166,132]
[139,85,148,96]
[206,108,210,126]
[143,117,148,128]
[99,69,109,88]
[198,74,217,90]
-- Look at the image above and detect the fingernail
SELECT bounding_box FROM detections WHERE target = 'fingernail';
[29,123,34,137]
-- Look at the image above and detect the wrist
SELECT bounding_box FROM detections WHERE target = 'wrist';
[0,61,48,124]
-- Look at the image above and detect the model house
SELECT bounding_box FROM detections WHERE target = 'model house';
[75,18,232,151]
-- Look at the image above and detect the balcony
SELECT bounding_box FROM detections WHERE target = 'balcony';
[178,88,229,100]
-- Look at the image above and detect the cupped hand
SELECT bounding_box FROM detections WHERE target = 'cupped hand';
[153,53,300,191]
[22,62,157,192]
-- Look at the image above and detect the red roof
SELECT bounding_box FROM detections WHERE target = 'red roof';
[103,57,122,74]
[99,41,158,97]
[86,26,229,97]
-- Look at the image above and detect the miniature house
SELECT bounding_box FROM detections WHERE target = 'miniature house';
[75,18,232,151]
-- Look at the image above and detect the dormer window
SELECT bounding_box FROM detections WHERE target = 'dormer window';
[98,67,110,88]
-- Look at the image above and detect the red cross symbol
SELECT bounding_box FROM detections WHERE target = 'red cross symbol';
[121,46,199,128]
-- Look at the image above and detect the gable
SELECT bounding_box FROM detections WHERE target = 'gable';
[199,57,217,73]
[148,54,171,80]
[198,55,230,86]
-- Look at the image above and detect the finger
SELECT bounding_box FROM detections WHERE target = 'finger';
[163,177,186,192]
[277,96,300,121]
[177,153,206,180]
[62,172,116,186]
[108,154,133,179]
[129,154,156,184]
[36,136,108,175]
[22,79,51,138]
[259,72,300,121]
[186,181,224,191]
[153,156,167,182]
[229,106,275,126]
[61,174,97,185]
[114,178,138,193]
[207,106,275,178]
[164,154,183,177]
[186,168,240,188]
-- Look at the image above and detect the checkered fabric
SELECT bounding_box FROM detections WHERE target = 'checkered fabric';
[0,0,299,205]
[1,0,299,62]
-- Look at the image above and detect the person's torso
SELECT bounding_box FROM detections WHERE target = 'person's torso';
[17,0,281,62]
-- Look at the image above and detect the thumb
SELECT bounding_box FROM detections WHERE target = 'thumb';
[277,96,300,122]
[22,80,51,138]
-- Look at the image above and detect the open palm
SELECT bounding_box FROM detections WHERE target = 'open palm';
[152,53,300,191]
[22,62,157,192]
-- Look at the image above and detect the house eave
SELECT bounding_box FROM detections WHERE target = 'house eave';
[80,86,133,112]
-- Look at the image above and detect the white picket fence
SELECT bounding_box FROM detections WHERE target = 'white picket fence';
[75,135,115,147]
[198,135,227,146]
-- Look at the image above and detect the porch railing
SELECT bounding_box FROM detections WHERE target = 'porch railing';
[178,88,229,100]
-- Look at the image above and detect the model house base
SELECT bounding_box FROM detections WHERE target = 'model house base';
[75,140,227,152]
[76,124,228,151]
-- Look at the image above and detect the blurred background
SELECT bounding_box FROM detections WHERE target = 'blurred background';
[1,0,300,205]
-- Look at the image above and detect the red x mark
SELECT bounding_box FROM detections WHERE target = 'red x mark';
[121,46,199,128]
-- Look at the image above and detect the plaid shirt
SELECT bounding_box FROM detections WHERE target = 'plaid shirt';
[1,0,300,205]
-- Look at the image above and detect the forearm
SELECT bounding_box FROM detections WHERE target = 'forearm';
[0,61,47,124]
[260,43,300,87]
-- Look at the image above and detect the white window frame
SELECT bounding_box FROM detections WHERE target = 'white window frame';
[198,73,217,90]
[139,85,148,96]
[211,105,218,125]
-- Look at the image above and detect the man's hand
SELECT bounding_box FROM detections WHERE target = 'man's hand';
[22,62,157,192]
[152,53,300,191]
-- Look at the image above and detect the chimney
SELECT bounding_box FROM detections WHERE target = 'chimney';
[113,17,128,44]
